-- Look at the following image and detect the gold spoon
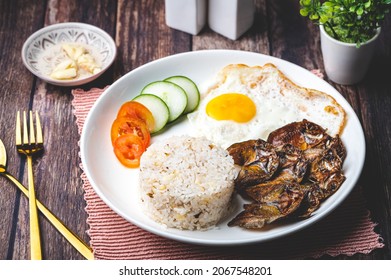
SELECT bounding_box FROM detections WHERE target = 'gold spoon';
[0,139,94,260]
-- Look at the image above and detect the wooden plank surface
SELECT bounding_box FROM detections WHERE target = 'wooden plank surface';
[0,0,390,260]
[0,0,46,260]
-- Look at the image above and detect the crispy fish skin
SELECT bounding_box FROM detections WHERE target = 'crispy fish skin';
[325,135,346,162]
[294,171,345,218]
[275,144,309,183]
[245,181,304,204]
[302,135,346,161]
[227,139,279,188]
[228,119,347,229]
[228,205,280,229]
[228,182,305,229]
[267,119,328,150]
[292,183,323,218]
[292,144,346,218]
[309,148,343,182]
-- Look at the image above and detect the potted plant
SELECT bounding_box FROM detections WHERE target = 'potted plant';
[299,0,391,84]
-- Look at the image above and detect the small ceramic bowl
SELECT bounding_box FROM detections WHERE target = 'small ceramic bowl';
[22,22,117,86]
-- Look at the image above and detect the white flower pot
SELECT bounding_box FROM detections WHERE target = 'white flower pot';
[320,25,380,85]
[165,0,207,35]
[208,0,255,40]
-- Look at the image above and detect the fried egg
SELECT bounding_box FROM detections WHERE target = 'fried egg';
[187,63,346,148]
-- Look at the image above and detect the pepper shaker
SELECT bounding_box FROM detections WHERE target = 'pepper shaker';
[165,0,207,35]
[208,0,255,40]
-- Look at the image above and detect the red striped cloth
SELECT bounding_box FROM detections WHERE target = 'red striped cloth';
[71,86,384,260]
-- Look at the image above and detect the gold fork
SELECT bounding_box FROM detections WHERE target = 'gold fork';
[16,111,43,260]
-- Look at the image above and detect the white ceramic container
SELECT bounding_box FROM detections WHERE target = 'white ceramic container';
[165,0,207,35]
[208,0,255,40]
[320,25,380,85]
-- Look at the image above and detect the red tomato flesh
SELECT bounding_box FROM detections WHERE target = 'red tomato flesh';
[113,134,145,168]
[117,101,155,132]
[111,116,150,148]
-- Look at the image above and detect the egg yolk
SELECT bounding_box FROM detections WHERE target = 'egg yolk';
[206,93,256,123]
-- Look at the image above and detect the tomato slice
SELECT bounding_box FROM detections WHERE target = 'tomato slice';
[111,116,150,147]
[117,101,155,132]
[113,134,145,168]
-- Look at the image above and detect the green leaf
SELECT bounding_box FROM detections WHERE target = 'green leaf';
[310,14,320,20]
[323,1,334,7]
[320,15,329,23]
[300,0,311,5]
[299,0,391,46]
[300,9,309,16]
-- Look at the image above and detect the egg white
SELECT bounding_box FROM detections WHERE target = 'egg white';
[187,64,346,149]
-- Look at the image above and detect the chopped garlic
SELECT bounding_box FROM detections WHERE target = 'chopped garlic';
[50,43,101,80]
[50,59,77,79]
[77,53,101,74]
[62,43,86,60]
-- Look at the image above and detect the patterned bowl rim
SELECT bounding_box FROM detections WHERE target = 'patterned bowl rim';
[21,22,117,86]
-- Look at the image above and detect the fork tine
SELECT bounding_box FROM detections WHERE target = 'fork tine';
[23,111,29,145]
[16,111,22,146]
[15,110,43,259]
[35,111,43,145]
[29,111,36,145]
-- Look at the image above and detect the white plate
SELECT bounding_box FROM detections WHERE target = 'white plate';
[22,22,116,86]
[80,50,365,246]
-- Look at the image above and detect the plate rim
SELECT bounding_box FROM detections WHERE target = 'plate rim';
[80,49,366,246]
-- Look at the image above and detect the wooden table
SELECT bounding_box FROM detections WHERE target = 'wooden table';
[0,0,390,260]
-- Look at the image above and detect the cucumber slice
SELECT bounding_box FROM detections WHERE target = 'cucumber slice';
[141,81,187,122]
[133,94,169,133]
[164,76,200,113]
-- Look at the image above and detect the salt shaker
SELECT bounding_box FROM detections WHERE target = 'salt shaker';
[208,0,255,40]
[165,0,207,35]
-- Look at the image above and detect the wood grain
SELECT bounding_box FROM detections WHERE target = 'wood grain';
[0,0,390,260]
[0,0,46,260]
[116,0,191,78]
[30,0,117,260]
